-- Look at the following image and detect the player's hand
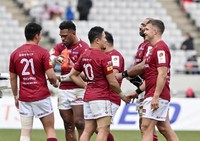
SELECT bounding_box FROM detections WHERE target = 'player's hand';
[53,79,60,88]
[151,96,159,111]
[57,76,61,82]
[127,75,143,88]
[121,96,131,104]
[115,73,123,80]
[127,91,138,103]
[55,55,65,64]
[14,98,19,109]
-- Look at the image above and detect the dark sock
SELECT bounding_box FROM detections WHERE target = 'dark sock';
[47,138,57,141]
[153,134,158,141]
[107,132,114,141]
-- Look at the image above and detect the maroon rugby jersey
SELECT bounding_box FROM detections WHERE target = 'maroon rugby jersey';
[134,40,153,79]
[74,48,113,102]
[51,40,89,89]
[144,40,171,101]
[106,49,124,105]
[9,44,53,102]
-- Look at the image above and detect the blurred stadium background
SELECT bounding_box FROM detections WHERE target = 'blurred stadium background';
[0,0,200,140]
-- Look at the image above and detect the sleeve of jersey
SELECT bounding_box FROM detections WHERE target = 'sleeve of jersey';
[111,55,120,70]
[44,50,54,71]
[155,48,170,67]
[73,57,82,72]
[50,45,61,56]
[103,56,113,75]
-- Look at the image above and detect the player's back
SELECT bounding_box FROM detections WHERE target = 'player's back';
[75,48,113,102]
[9,44,52,102]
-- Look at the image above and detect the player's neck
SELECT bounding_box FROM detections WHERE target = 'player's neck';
[26,40,38,45]
[72,36,80,45]
[151,37,162,45]
[105,46,113,52]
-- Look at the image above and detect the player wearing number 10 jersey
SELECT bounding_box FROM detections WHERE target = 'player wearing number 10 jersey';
[9,23,59,141]
[70,26,130,141]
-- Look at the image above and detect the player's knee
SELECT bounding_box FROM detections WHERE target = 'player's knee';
[157,126,167,135]
[75,119,85,130]
[21,116,33,129]
[140,124,148,133]
[63,120,74,131]
[97,126,110,136]
[20,116,33,137]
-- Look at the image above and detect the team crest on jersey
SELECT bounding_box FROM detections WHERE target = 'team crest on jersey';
[157,50,166,63]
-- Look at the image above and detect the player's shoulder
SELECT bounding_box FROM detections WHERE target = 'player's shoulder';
[54,42,65,48]
[156,40,169,50]
[138,40,151,49]
[79,39,89,47]
[93,48,109,58]
[111,49,124,58]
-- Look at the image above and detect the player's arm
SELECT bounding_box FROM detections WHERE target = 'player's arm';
[127,81,146,99]
[60,71,85,82]
[115,59,145,80]
[9,72,18,99]
[106,73,121,94]
[9,72,19,108]
[154,66,168,98]
[127,59,146,77]
[122,59,145,78]
[106,73,130,103]
[69,68,87,89]
[151,66,168,111]
[113,68,119,75]
[45,68,59,87]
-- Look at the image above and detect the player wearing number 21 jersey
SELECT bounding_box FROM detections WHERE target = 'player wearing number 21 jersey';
[9,22,58,141]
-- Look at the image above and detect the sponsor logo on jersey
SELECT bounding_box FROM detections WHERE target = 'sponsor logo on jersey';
[157,50,166,63]
[112,56,119,67]
[107,66,113,71]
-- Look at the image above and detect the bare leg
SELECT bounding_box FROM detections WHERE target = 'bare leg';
[72,105,85,139]
[59,109,77,141]
[96,116,111,141]
[80,119,96,141]
[141,118,157,141]
[156,114,179,141]
[40,113,57,140]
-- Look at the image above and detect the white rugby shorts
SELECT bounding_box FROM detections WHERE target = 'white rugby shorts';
[58,88,85,110]
[84,100,112,120]
[19,97,53,118]
[142,97,169,121]
[111,102,119,122]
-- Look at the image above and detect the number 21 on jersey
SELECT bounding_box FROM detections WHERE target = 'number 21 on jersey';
[20,58,35,75]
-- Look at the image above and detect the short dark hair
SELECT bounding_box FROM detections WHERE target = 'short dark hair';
[105,31,114,46]
[88,26,104,43]
[59,20,76,31]
[147,19,165,34]
[25,22,42,41]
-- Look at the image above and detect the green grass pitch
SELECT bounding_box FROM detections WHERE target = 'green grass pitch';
[0,129,199,141]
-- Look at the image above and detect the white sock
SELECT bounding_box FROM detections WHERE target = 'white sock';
[20,136,30,141]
